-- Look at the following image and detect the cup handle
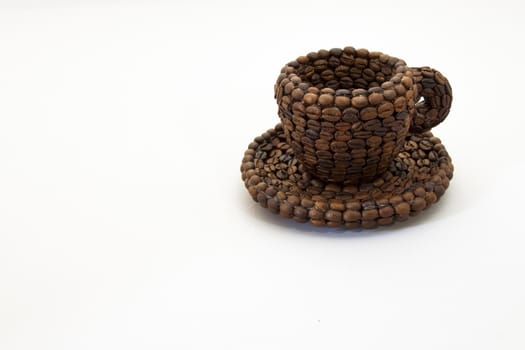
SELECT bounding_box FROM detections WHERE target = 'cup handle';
[409,67,453,133]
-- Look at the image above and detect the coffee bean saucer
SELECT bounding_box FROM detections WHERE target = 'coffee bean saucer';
[241,124,453,229]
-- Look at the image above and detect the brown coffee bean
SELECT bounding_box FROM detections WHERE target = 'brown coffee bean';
[394,84,406,95]
[316,150,332,159]
[411,197,426,211]
[402,192,414,202]
[294,206,307,219]
[425,192,437,205]
[362,208,379,220]
[325,210,342,222]
[343,210,361,222]
[308,208,323,220]
[291,88,304,101]
[348,139,365,149]
[391,120,405,131]
[303,93,318,105]
[330,141,348,153]
[280,203,293,218]
[378,102,394,118]
[267,198,279,213]
[367,136,382,147]
[306,105,321,119]
[315,139,330,151]
[394,202,410,216]
[351,95,368,108]
[419,140,433,151]
[378,205,394,218]
[301,198,314,208]
[394,96,407,112]
[329,200,346,211]
[287,195,301,207]
[360,107,377,121]
[296,55,309,64]
[322,107,342,122]
[292,102,305,116]
[318,94,334,106]
[335,96,351,107]
[248,175,261,186]
[377,217,393,226]
[383,89,397,100]
[368,92,384,105]
[414,187,426,197]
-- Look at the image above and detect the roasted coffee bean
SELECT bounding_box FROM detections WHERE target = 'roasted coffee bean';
[342,108,360,123]
[351,95,368,108]
[325,210,342,222]
[394,202,410,216]
[315,139,330,150]
[322,107,342,122]
[419,139,433,151]
[378,205,394,218]
[335,95,351,107]
[305,129,319,139]
[330,141,348,153]
[348,139,365,149]
[368,92,384,105]
[394,96,407,112]
[378,102,394,118]
[306,105,321,119]
[411,197,426,211]
[383,89,397,101]
[364,119,381,131]
[367,136,382,147]
[360,107,377,121]
[303,93,318,105]
[318,94,334,106]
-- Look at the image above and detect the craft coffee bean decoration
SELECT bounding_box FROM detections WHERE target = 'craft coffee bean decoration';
[241,46,453,229]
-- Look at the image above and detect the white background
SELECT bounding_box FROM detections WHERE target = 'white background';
[1,1,524,349]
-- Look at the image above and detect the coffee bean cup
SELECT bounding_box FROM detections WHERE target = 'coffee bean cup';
[275,46,452,184]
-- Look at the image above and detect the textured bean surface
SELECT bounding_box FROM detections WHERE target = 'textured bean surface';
[241,124,453,229]
[274,46,452,183]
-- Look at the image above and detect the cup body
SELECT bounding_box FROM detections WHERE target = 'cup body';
[275,47,417,184]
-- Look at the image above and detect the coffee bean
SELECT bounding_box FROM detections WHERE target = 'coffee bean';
[303,93,318,105]
[331,141,348,153]
[325,210,342,222]
[394,202,410,216]
[411,197,426,211]
[352,95,368,108]
[362,208,379,220]
[360,107,377,121]
[348,139,365,149]
[318,93,334,106]
[308,208,324,220]
[394,96,407,112]
[414,187,426,197]
[335,96,351,108]
[368,92,384,105]
[342,108,360,123]
[383,89,397,100]
[329,200,346,211]
[378,205,394,218]
[378,102,394,118]
[367,136,382,147]
[343,210,361,222]
[322,107,342,122]
[306,105,321,119]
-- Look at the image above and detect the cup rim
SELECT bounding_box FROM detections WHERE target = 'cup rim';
[275,46,413,107]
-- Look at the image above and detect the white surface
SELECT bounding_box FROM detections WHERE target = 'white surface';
[1,1,524,349]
